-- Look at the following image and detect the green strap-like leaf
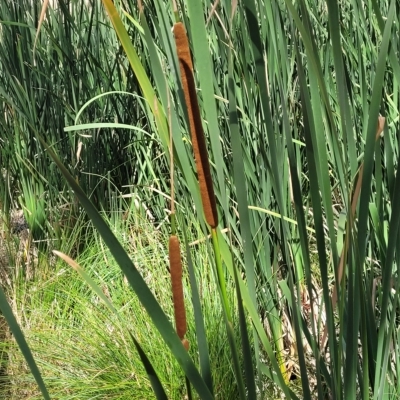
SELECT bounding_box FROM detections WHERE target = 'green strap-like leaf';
[183,230,214,395]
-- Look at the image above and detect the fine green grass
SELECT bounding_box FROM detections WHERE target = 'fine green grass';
[1,209,241,399]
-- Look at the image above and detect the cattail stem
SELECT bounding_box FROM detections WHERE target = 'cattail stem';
[173,22,218,228]
[169,235,187,340]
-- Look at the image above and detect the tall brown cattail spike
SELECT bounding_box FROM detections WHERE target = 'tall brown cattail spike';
[169,235,187,340]
[173,22,218,228]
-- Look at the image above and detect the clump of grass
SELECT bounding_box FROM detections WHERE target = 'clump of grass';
[0,209,240,399]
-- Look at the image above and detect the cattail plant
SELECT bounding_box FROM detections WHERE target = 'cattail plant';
[171,11,248,396]
[172,12,232,328]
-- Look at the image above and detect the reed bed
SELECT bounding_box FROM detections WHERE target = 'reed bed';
[0,0,399,398]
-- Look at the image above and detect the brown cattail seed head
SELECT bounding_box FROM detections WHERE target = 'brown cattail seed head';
[169,235,187,339]
[173,22,218,228]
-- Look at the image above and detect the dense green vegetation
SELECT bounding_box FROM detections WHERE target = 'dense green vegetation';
[0,0,399,398]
